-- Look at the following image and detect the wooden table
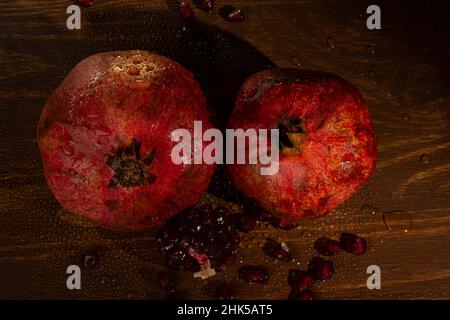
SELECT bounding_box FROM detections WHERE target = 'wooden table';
[1,0,449,299]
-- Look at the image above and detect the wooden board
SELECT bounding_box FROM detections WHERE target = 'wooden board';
[0,0,449,299]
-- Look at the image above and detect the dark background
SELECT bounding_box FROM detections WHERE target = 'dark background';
[0,0,449,299]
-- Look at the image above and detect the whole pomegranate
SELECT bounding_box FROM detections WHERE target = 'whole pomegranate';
[37,51,215,231]
[227,69,377,221]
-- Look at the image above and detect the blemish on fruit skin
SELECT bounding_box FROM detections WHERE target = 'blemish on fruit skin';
[127,66,140,76]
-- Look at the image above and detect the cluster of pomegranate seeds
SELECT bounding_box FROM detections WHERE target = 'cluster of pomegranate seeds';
[219,5,245,22]
[308,257,334,281]
[215,282,232,299]
[156,205,240,273]
[340,232,367,256]
[157,271,176,294]
[193,0,215,11]
[314,237,342,256]
[179,2,195,21]
[263,238,292,261]
[238,265,269,284]
[75,0,94,7]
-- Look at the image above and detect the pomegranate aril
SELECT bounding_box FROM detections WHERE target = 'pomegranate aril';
[270,217,297,230]
[308,257,334,281]
[219,5,245,22]
[288,269,313,291]
[75,0,94,7]
[314,237,342,256]
[179,2,194,21]
[215,282,232,300]
[81,251,99,268]
[194,0,215,11]
[157,271,176,293]
[235,214,257,233]
[239,265,269,284]
[289,289,316,300]
[262,238,292,261]
[340,232,367,256]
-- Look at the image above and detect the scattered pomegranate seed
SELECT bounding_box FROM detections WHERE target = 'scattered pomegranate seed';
[289,289,316,300]
[308,257,334,281]
[238,266,269,284]
[194,0,215,11]
[288,269,313,291]
[314,237,342,256]
[215,282,232,300]
[254,210,274,222]
[81,251,98,268]
[75,0,94,7]
[179,2,195,21]
[235,214,257,233]
[340,232,367,256]
[157,271,176,293]
[262,238,292,261]
[270,217,297,230]
[219,5,245,22]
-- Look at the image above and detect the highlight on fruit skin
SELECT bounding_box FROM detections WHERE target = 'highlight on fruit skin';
[227,68,377,222]
[37,50,216,231]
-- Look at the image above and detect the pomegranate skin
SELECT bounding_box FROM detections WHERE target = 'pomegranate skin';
[227,69,377,221]
[37,51,216,231]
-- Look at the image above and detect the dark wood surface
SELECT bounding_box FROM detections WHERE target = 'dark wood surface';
[1,0,449,299]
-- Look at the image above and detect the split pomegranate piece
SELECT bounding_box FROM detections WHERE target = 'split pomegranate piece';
[156,205,239,274]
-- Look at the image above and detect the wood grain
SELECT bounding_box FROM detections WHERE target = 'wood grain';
[0,0,449,299]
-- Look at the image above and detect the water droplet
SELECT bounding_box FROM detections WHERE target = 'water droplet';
[401,113,409,121]
[382,210,413,233]
[420,154,430,164]
[290,56,302,68]
[327,37,335,48]
[367,45,375,54]
[361,204,379,215]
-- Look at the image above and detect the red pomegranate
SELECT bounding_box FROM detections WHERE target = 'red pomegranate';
[37,51,216,231]
[227,69,377,221]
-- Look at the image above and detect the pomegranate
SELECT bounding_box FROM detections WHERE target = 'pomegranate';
[227,69,377,221]
[37,51,216,231]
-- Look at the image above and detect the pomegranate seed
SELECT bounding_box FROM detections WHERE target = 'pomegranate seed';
[289,289,316,300]
[308,257,334,281]
[194,0,215,11]
[179,2,194,21]
[239,266,268,284]
[236,214,257,233]
[288,269,313,291]
[270,217,297,230]
[314,237,342,256]
[219,5,245,22]
[215,282,232,300]
[262,238,292,261]
[254,210,273,222]
[340,232,367,256]
[81,251,98,268]
[157,271,176,293]
[75,0,94,7]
